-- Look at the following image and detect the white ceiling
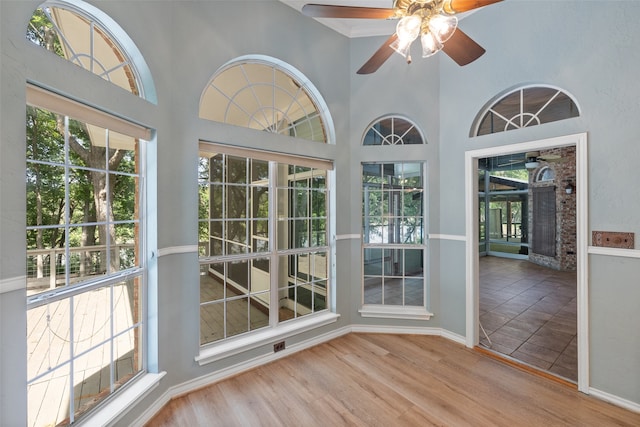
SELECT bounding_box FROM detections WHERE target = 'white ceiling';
[279,0,476,38]
[279,0,398,38]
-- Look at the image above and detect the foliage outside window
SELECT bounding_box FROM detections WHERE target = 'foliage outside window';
[363,116,424,145]
[198,144,330,345]
[27,1,141,96]
[362,162,426,307]
[26,103,146,426]
[473,86,579,136]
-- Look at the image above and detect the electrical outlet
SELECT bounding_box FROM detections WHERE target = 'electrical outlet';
[273,341,285,352]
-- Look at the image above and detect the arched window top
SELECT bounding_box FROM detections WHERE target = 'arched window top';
[362,115,425,146]
[536,166,555,182]
[200,55,334,144]
[26,0,156,103]
[472,85,579,137]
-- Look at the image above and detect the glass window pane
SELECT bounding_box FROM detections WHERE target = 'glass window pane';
[227,156,247,184]
[200,301,224,345]
[363,277,382,304]
[112,173,137,221]
[226,297,249,338]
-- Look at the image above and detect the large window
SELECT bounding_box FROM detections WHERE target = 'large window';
[198,143,331,346]
[362,162,427,313]
[26,88,150,426]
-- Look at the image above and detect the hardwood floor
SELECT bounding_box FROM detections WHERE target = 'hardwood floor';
[146,334,640,426]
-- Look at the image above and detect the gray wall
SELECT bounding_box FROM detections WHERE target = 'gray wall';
[1,1,639,425]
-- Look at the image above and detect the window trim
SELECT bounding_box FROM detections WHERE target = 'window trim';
[27,84,151,140]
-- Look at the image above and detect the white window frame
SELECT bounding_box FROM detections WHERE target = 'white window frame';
[25,87,152,425]
[196,142,338,365]
[360,161,432,321]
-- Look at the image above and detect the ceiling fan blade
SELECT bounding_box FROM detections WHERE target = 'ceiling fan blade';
[357,34,398,75]
[301,4,396,19]
[441,28,486,66]
[445,0,503,14]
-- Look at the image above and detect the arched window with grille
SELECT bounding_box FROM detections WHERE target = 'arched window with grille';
[471,85,579,137]
[362,115,425,145]
[26,0,156,102]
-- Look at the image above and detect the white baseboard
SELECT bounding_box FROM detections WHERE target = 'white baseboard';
[350,324,442,336]
[589,387,640,414]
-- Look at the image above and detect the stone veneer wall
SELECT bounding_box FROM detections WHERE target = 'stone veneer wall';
[528,146,577,271]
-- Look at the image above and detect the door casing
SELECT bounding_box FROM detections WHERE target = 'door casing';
[464,133,589,393]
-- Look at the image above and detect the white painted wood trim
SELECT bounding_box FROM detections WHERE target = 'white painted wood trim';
[587,246,640,259]
[358,305,433,321]
[428,234,467,242]
[588,387,640,414]
[0,276,25,294]
[575,133,590,394]
[156,245,198,257]
[195,312,340,366]
[336,234,360,241]
[86,372,166,427]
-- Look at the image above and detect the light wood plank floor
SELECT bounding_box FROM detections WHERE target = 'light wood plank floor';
[147,334,640,426]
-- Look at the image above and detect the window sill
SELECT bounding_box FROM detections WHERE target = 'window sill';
[359,305,433,321]
[195,311,340,366]
[78,371,166,426]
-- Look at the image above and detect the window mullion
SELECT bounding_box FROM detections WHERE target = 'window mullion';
[268,161,279,327]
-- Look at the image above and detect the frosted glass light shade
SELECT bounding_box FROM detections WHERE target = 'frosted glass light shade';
[396,15,422,43]
[428,14,458,43]
[390,37,413,58]
[420,32,443,58]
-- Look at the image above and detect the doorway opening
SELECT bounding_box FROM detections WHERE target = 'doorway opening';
[465,133,589,393]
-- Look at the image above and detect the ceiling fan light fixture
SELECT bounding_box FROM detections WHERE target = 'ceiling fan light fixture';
[420,31,442,57]
[428,14,458,43]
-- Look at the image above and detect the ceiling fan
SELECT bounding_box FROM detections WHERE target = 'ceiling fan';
[490,151,565,170]
[301,0,503,74]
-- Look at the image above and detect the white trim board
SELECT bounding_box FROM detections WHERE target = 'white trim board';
[588,246,640,259]
[0,276,25,294]
[428,234,466,242]
[336,234,360,241]
[157,245,198,257]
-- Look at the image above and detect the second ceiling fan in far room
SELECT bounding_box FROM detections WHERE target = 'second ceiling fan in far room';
[301,0,502,74]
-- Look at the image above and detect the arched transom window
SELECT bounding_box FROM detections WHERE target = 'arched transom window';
[363,115,425,145]
[473,85,579,137]
[27,0,147,98]
[200,57,330,143]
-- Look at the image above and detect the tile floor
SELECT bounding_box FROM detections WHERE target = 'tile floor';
[479,256,577,382]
